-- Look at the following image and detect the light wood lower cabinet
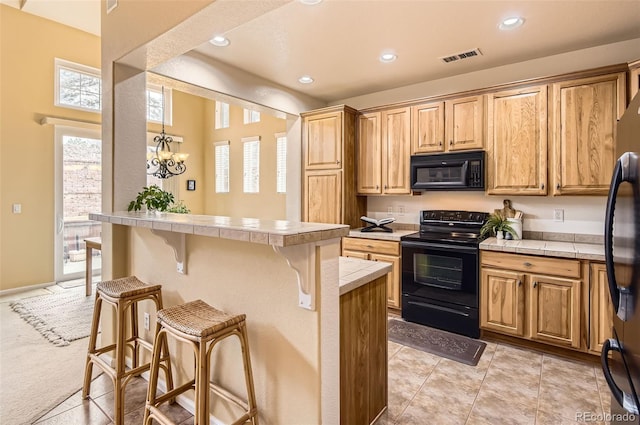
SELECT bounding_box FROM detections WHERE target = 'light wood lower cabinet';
[340,275,387,425]
[480,268,525,337]
[480,251,582,350]
[589,262,613,354]
[529,274,581,349]
[342,237,401,310]
[303,170,342,224]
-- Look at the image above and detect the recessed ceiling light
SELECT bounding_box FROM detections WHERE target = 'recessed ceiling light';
[299,0,322,4]
[379,53,397,63]
[299,75,314,84]
[209,35,230,47]
[499,16,524,30]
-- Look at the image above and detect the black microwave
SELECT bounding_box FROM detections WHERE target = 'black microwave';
[410,150,484,191]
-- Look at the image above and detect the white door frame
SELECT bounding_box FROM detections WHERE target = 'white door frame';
[54,125,102,282]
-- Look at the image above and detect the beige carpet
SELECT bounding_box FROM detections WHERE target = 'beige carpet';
[0,287,92,424]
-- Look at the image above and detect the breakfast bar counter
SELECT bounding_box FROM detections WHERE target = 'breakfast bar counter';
[92,211,352,424]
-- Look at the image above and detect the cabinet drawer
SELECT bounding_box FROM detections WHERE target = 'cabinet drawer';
[481,251,580,279]
[342,237,400,256]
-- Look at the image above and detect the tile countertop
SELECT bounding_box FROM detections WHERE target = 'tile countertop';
[89,211,349,247]
[480,237,605,261]
[339,256,392,296]
[347,229,417,242]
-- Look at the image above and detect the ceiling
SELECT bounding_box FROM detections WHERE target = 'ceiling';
[4,0,640,102]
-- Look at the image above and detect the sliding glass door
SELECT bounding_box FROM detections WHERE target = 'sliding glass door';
[54,127,102,282]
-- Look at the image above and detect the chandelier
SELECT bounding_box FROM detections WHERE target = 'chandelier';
[146,87,188,179]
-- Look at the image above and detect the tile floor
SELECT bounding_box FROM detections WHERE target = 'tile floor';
[32,336,612,425]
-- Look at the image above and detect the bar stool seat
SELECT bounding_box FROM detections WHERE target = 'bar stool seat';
[144,299,259,425]
[82,276,173,424]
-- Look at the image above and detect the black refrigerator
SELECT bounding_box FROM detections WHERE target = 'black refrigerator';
[602,92,640,424]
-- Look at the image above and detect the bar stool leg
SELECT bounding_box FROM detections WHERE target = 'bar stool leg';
[113,299,128,424]
[130,301,139,371]
[196,340,209,425]
[82,295,102,398]
[239,325,259,425]
[143,329,166,425]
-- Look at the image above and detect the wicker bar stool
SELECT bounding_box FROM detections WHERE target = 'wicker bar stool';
[82,276,174,424]
[144,299,259,425]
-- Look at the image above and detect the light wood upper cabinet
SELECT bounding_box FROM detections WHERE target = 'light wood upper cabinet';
[303,170,341,224]
[302,105,366,228]
[480,268,525,337]
[382,107,411,194]
[411,101,444,153]
[446,96,484,151]
[303,110,342,170]
[551,73,626,195]
[486,85,548,195]
[357,112,382,194]
[529,274,581,349]
[411,95,483,154]
[357,107,411,195]
[590,262,613,354]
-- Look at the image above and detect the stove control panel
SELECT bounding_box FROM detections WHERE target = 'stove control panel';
[420,210,488,224]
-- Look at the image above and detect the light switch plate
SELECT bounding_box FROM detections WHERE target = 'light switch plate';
[12,204,21,214]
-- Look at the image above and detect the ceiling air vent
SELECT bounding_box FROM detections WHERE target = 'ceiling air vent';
[440,48,482,64]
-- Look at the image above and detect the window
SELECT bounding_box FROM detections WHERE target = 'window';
[243,108,261,124]
[215,101,230,129]
[146,84,172,125]
[243,137,260,193]
[55,58,101,112]
[276,133,287,193]
[215,141,230,193]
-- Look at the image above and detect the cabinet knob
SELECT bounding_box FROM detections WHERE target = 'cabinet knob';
[336,160,341,165]
[384,185,388,189]
[449,140,453,146]
[523,262,532,267]
[541,183,545,190]
[517,280,522,287]
[533,281,538,288]
[375,185,379,190]
[556,183,560,190]
[439,141,442,146]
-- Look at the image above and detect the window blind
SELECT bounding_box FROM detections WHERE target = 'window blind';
[215,141,230,193]
[276,133,287,193]
[243,137,260,193]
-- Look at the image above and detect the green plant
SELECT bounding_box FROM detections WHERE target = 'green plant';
[166,200,190,214]
[127,185,175,212]
[480,213,517,238]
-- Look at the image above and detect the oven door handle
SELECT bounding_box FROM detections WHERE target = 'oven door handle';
[401,241,479,253]
[406,298,471,317]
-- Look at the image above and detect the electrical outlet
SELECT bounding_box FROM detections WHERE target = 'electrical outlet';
[12,204,21,214]
[398,205,405,216]
[144,313,150,330]
[553,209,564,222]
[387,206,393,217]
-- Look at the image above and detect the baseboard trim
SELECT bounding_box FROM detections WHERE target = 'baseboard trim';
[0,281,56,297]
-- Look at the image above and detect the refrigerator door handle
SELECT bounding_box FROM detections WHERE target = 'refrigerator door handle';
[601,338,640,415]
[605,154,634,320]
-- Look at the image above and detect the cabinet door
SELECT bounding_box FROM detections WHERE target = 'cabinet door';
[630,59,640,101]
[303,170,342,224]
[411,101,445,153]
[480,268,525,336]
[486,85,548,195]
[304,111,342,170]
[342,249,370,260]
[529,274,581,349]
[551,73,626,195]
[590,263,613,354]
[370,253,401,309]
[381,107,411,194]
[357,112,382,194]
[446,95,484,151]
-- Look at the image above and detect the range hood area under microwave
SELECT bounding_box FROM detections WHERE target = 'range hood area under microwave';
[410,150,485,191]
